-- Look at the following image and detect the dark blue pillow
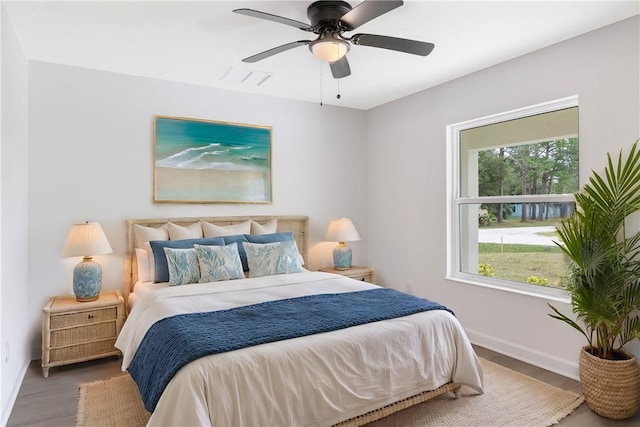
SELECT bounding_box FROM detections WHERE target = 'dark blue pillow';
[150,237,225,283]
[244,232,294,244]
[220,234,249,271]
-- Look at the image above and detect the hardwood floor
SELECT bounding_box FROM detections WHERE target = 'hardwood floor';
[6,356,122,427]
[6,346,640,426]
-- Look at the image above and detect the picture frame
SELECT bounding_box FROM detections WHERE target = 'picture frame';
[153,115,272,204]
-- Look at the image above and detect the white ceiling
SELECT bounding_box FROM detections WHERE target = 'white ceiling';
[5,0,639,110]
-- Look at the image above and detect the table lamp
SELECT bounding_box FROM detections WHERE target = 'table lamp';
[324,218,361,270]
[61,222,113,301]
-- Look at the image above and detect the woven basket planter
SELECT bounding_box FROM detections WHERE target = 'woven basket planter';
[579,346,640,420]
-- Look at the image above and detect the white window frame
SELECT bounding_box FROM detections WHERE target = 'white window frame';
[446,96,578,302]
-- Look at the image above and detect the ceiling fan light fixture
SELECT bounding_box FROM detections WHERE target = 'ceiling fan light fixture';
[309,37,350,63]
[235,0,435,79]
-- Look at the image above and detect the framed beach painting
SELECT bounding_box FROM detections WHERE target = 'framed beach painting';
[154,116,272,203]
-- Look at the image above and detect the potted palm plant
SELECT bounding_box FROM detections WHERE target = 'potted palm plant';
[549,140,640,420]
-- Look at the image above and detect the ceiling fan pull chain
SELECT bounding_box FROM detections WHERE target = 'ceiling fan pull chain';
[337,79,341,100]
[320,66,324,106]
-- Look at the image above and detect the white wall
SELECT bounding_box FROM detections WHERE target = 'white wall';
[366,16,640,380]
[1,3,30,424]
[26,62,368,358]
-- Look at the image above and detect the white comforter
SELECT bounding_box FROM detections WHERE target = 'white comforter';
[116,271,484,427]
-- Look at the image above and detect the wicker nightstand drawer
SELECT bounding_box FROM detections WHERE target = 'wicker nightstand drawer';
[50,307,117,329]
[346,273,370,282]
[319,266,376,284]
[49,339,118,364]
[50,321,117,347]
[42,290,124,377]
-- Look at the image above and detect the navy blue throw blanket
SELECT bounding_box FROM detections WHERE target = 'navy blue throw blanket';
[128,288,454,412]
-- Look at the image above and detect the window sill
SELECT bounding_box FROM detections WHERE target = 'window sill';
[446,273,571,304]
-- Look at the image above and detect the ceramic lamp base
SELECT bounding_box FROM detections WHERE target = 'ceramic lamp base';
[73,256,102,302]
[333,242,352,270]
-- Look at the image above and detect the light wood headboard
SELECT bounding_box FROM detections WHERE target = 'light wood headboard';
[124,215,309,305]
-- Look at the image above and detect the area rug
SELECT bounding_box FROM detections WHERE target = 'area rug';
[365,359,584,427]
[76,358,584,427]
[76,373,150,427]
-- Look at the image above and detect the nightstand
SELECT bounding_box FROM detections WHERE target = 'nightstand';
[319,266,376,284]
[42,290,124,377]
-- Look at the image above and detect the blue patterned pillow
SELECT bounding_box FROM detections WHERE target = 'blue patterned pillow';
[243,240,303,278]
[194,243,245,282]
[244,232,305,267]
[163,247,200,286]
[149,237,225,283]
[220,234,250,271]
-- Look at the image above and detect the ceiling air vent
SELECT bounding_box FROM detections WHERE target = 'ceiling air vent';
[220,66,272,86]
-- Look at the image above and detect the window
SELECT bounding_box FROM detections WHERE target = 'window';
[447,97,578,296]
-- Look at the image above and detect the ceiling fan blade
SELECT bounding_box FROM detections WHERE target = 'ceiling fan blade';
[339,0,403,31]
[352,34,435,56]
[233,8,312,31]
[242,41,311,63]
[330,56,351,79]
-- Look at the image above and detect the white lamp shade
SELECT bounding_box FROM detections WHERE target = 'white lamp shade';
[61,222,113,257]
[324,218,361,243]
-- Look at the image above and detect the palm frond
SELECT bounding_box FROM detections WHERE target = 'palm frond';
[548,303,592,346]
[551,140,640,358]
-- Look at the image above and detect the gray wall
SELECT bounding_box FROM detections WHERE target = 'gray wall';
[366,16,640,379]
[1,4,30,423]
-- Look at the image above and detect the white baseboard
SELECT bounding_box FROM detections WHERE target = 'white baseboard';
[1,359,29,426]
[466,328,580,381]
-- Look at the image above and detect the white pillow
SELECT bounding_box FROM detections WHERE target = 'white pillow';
[194,243,245,282]
[135,248,152,283]
[201,219,251,237]
[243,240,303,278]
[133,223,168,249]
[144,242,156,282]
[168,222,203,240]
[250,219,278,235]
[163,247,200,286]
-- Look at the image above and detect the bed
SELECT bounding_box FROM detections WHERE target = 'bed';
[116,215,484,426]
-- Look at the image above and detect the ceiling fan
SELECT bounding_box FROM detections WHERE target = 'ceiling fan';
[233,0,435,79]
